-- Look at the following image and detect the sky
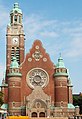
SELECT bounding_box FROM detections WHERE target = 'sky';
[0,0,82,93]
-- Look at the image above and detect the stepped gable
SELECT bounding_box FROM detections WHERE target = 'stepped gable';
[20,40,55,75]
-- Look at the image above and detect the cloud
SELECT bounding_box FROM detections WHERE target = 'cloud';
[0,3,9,81]
[0,3,9,40]
[23,14,59,40]
[0,4,9,26]
[62,20,82,37]
[64,38,82,58]
[0,64,5,84]
[23,14,82,61]
[40,31,59,38]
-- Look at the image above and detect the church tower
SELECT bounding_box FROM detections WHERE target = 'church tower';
[54,55,68,107]
[6,3,25,73]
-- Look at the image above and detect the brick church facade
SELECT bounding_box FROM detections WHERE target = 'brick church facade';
[1,3,79,117]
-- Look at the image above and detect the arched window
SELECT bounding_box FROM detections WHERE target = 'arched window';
[39,112,45,117]
[16,47,20,64]
[14,15,17,22]
[11,47,15,61]
[11,47,20,64]
[11,15,13,23]
[31,112,37,117]
[19,16,21,23]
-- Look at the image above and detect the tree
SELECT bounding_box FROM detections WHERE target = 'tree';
[0,91,4,106]
[78,96,82,114]
[73,95,82,114]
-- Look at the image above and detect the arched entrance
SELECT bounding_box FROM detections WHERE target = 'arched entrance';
[31,99,47,117]
[32,112,37,117]
[39,112,45,117]
[26,87,51,117]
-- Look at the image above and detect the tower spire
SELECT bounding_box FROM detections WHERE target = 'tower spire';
[56,53,65,68]
[10,3,22,25]
[14,3,19,8]
[59,52,62,57]
[54,54,68,77]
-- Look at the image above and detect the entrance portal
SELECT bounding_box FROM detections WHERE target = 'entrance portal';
[26,87,51,117]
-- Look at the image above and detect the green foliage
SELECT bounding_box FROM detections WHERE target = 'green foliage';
[78,96,82,114]
[73,96,79,106]
[0,91,4,106]
[73,95,82,114]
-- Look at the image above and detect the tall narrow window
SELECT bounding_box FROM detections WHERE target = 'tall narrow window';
[14,15,17,22]
[16,47,20,64]
[19,16,21,23]
[11,15,13,23]
[11,47,20,64]
[11,47,15,61]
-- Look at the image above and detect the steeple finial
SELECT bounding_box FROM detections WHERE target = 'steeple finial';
[10,2,22,14]
[54,54,68,77]
[56,53,65,68]
[59,52,62,57]
[10,3,22,25]
[14,3,19,8]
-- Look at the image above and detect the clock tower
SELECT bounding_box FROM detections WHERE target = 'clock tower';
[6,3,25,73]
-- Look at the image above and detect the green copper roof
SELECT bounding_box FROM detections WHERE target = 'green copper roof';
[54,72,68,77]
[10,57,19,69]
[56,54,65,68]
[50,105,55,110]
[68,103,75,109]
[54,54,68,77]
[1,104,8,110]
[10,3,22,14]
[8,57,22,77]
[1,83,8,87]
[7,72,22,77]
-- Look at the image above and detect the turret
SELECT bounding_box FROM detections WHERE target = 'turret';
[7,57,22,115]
[10,3,22,26]
[54,55,68,107]
[68,78,73,104]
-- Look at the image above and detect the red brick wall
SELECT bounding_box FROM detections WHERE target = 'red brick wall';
[19,34,25,64]
[55,77,68,106]
[8,77,21,102]
[20,40,55,103]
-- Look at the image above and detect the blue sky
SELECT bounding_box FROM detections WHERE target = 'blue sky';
[0,0,82,93]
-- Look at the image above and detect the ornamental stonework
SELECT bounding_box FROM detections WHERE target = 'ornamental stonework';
[32,50,43,61]
[26,68,49,89]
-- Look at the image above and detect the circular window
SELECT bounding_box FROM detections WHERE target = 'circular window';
[26,68,49,89]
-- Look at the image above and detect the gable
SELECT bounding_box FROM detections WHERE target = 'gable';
[20,40,55,74]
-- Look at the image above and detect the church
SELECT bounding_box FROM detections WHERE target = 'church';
[1,3,79,117]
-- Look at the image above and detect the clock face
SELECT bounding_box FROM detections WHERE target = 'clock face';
[12,37,19,45]
[26,68,49,89]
